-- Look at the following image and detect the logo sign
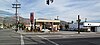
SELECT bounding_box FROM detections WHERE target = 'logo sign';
[30,12,34,23]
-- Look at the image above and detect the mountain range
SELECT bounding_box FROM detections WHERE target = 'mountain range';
[0,16,30,25]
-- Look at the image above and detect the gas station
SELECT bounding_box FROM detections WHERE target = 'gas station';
[25,12,60,32]
[35,19,60,32]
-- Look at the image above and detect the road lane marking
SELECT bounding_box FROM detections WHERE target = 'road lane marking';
[37,35,59,45]
[21,34,24,45]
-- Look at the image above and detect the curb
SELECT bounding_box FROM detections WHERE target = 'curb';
[16,30,99,35]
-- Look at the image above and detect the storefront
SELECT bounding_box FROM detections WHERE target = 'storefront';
[35,20,60,32]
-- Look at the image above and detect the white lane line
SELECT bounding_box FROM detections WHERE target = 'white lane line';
[21,34,24,45]
[37,35,59,45]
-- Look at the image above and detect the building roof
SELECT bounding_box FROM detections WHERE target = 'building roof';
[36,20,60,22]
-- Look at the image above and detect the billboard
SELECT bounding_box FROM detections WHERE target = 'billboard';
[84,22,100,26]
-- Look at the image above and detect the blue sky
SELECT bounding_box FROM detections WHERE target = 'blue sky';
[0,0,100,22]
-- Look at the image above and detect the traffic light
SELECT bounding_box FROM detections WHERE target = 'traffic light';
[50,0,53,3]
[46,0,54,5]
[46,0,49,5]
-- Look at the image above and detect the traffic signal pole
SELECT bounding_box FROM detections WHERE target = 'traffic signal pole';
[78,15,80,34]
[30,13,34,32]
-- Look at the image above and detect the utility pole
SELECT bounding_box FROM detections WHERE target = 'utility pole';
[12,0,21,32]
[77,15,81,34]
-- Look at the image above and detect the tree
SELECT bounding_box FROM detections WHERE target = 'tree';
[60,25,63,30]
[0,24,2,26]
[71,21,74,24]
[65,24,69,30]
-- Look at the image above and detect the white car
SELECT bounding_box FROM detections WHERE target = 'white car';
[41,29,50,32]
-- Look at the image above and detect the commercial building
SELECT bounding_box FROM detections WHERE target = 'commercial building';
[84,22,100,32]
[35,19,60,32]
[25,19,60,32]
[69,22,88,31]
[68,22,100,32]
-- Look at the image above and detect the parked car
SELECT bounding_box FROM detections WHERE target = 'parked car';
[41,29,50,32]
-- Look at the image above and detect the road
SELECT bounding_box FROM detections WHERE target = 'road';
[0,29,100,45]
[0,29,20,45]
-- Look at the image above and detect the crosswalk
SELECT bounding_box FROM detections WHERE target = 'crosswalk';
[1,30,100,45]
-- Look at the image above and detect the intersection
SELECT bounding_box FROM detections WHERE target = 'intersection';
[0,29,100,45]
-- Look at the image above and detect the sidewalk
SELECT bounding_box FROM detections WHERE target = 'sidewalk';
[59,31,97,34]
[16,30,98,35]
[17,30,62,34]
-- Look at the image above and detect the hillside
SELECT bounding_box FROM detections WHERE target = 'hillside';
[0,16,30,25]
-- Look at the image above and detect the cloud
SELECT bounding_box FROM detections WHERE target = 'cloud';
[0,10,14,17]
[0,0,100,22]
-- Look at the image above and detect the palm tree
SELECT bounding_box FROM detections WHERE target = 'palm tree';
[46,0,54,5]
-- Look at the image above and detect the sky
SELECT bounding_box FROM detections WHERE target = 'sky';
[0,0,100,22]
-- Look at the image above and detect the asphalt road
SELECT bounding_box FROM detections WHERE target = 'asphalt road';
[0,29,100,45]
[0,29,20,45]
